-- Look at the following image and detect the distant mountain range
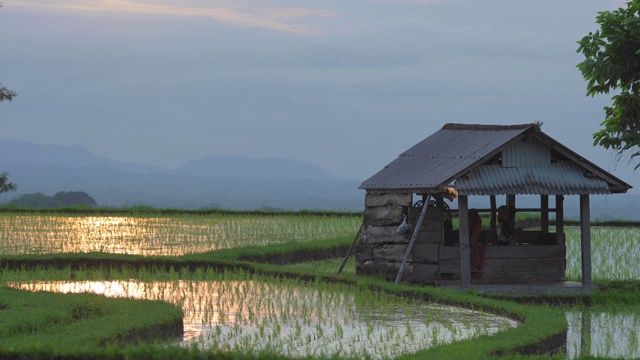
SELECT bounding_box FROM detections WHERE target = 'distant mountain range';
[0,139,363,210]
[0,139,639,219]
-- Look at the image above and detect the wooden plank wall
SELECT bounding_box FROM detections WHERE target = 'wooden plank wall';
[438,244,566,283]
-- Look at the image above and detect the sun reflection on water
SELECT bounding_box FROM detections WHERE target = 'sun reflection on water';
[0,214,360,256]
[10,279,517,359]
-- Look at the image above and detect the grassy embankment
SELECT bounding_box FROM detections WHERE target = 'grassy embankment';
[1,207,639,359]
[0,286,183,357]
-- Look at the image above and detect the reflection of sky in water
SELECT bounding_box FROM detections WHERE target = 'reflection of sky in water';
[10,280,517,359]
[0,215,359,256]
[567,311,640,359]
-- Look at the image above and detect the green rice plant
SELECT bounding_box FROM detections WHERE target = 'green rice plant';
[565,308,640,359]
[565,226,640,281]
[4,267,518,360]
[0,213,361,256]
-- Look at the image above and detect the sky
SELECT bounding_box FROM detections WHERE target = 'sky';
[1,0,637,191]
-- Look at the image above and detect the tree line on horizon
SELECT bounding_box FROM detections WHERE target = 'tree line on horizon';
[8,191,97,208]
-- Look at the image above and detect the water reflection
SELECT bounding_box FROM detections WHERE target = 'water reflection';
[566,310,640,359]
[0,215,360,256]
[11,280,517,359]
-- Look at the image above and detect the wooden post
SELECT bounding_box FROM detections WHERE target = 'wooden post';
[507,194,516,232]
[541,195,549,236]
[435,194,443,209]
[580,194,592,286]
[395,194,432,285]
[459,195,471,286]
[556,195,564,245]
[336,224,363,275]
[490,195,497,231]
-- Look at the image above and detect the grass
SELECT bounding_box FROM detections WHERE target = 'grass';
[0,286,183,354]
[3,272,518,359]
[0,265,555,360]
[0,247,569,360]
[3,210,640,359]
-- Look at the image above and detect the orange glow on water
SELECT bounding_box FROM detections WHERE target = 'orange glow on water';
[9,279,518,359]
[0,214,360,256]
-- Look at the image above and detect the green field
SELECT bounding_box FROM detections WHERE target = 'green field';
[1,211,640,359]
[0,213,361,255]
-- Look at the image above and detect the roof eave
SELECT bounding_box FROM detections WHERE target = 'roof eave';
[531,132,633,193]
[360,186,443,194]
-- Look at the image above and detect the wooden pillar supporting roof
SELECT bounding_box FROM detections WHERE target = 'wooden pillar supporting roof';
[580,194,592,286]
[458,195,471,286]
[556,195,564,243]
[541,195,549,236]
[490,195,497,231]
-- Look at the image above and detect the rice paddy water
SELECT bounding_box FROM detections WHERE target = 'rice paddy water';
[0,214,361,255]
[565,226,640,280]
[8,275,517,359]
[4,215,640,358]
[566,309,640,359]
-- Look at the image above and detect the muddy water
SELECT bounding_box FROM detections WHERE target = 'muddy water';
[11,280,518,359]
[566,310,640,359]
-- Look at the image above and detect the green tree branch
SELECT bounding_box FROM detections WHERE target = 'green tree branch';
[577,0,640,167]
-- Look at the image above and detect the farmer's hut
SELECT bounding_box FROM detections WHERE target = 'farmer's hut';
[356,123,632,289]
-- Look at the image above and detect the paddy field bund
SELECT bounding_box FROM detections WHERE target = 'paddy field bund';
[1,211,640,359]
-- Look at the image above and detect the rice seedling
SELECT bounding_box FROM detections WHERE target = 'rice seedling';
[0,213,360,256]
[565,309,640,359]
[4,268,517,360]
[565,226,640,280]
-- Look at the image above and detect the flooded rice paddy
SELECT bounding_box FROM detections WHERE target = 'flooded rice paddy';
[9,278,517,359]
[4,214,640,358]
[565,226,640,280]
[2,213,638,280]
[0,214,361,255]
[566,310,640,359]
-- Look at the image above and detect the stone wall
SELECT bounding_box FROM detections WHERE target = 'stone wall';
[356,193,412,280]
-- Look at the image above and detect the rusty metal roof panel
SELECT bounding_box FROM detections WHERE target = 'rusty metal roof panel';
[359,123,532,191]
[454,162,611,195]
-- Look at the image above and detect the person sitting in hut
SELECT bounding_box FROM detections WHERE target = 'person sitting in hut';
[497,205,522,245]
[469,210,484,280]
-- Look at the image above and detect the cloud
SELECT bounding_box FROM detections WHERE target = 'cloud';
[11,0,335,36]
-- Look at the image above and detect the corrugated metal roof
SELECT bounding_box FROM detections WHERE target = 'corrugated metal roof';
[359,123,531,191]
[359,123,632,195]
[454,162,611,195]
[502,139,550,167]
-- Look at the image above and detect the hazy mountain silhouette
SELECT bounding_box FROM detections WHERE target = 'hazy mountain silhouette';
[0,139,170,174]
[2,139,639,217]
[0,139,363,210]
[175,156,335,179]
